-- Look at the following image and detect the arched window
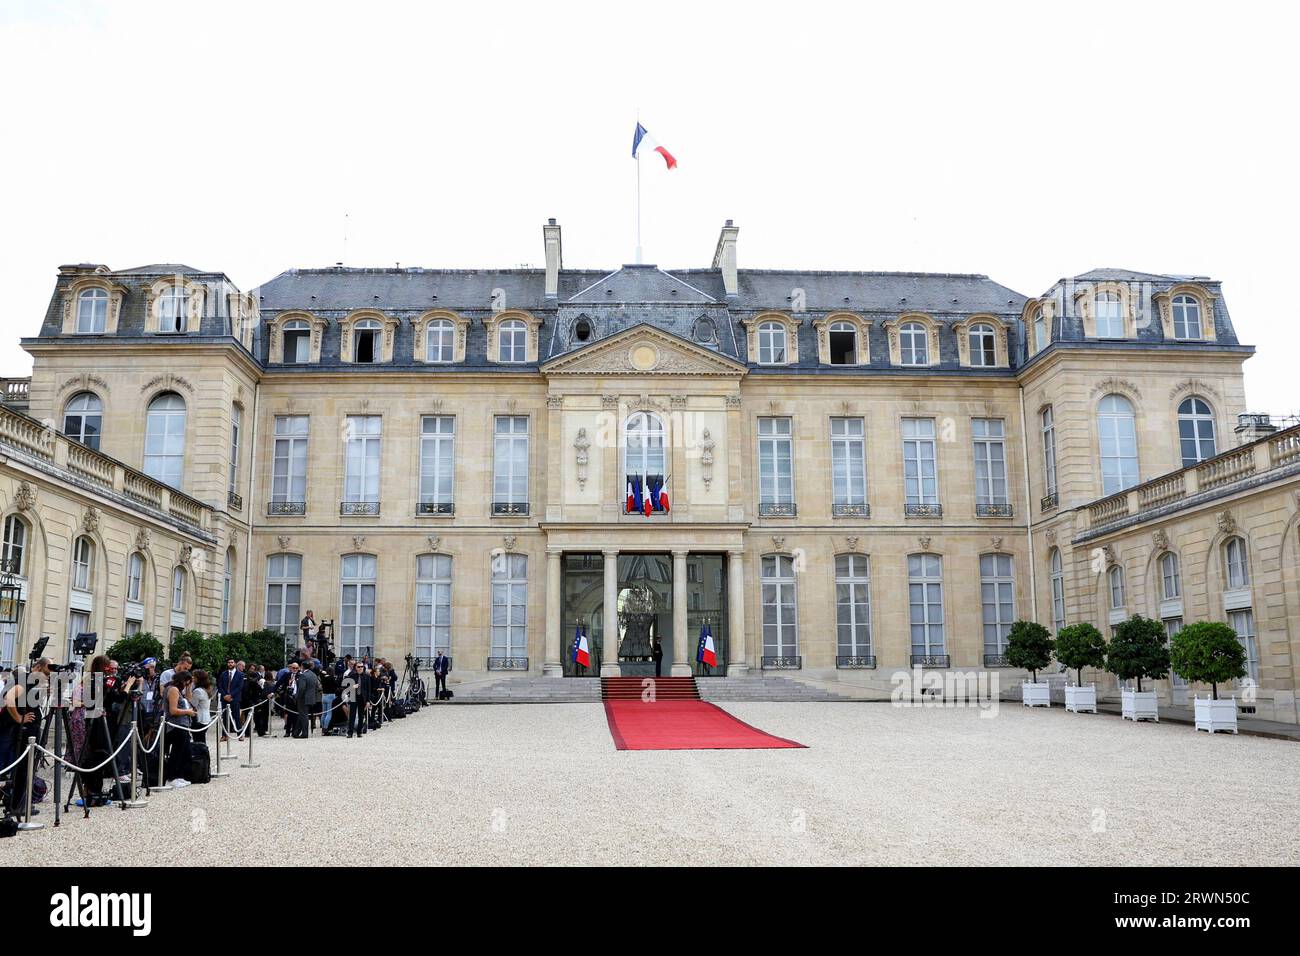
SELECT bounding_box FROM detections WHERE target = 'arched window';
[1108,565,1126,610]
[761,554,798,659]
[498,319,527,363]
[415,554,453,658]
[63,392,103,450]
[1097,394,1139,495]
[2,515,27,576]
[828,321,857,365]
[1049,548,1065,632]
[77,288,108,333]
[1224,537,1250,590]
[172,565,187,614]
[353,319,381,363]
[264,554,303,643]
[221,548,235,633]
[72,536,94,592]
[126,552,145,603]
[834,553,871,661]
[1033,310,1049,351]
[1041,405,1058,501]
[624,412,666,512]
[980,554,1015,659]
[899,322,929,366]
[1172,294,1203,340]
[490,553,528,661]
[229,404,242,496]
[757,321,787,365]
[969,323,996,367]
[426,319,455,363]
[144,392,186,488]
[1177,397,1217,467]
[1160,551,1181,601]
[571,317,592,343]
[908,554,945,659]
[1095,291,1124,338]
[159,284,189,333]
[283,320,311,364]
[68,536,95,661]
[340,554,378,658]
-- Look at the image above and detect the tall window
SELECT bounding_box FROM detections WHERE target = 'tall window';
[761,554,798,659]
[1224,537,1250,590]
[1049,548,1066,632]
[1098,394,1138,495]
[66,610,91,663]
[264,554,303,642]
[426,319,455,363]
[757,322,787,364]
[830,417,867,512]
[969,323,996,367]
[72,536,94,592]
[63,392,103,450]
[828,322,857,365]
[419,416,456,513]
[343,415,382,505]
[143,392,186,488]
[492,416,529,513]
[271,416,309,510]
[980,554,1016,657]
[908,554,945,658]
[229,404,242,494]
[901,418,938,508]
[625,412,667,511]
[1041,406,1058,502]
[283,320,311,363]
[1160,551,1181,601]
[172,565,187,615]
[415,554,452,657]
[221,548,234,633]
[490,553,528,659]
[353,319,381,363]
[159,285,188,333]
[1228,609,1259,683]
[77,288,108,333]
[899,322,929,365]
[340,554,377,657]
[2,515,27,576]
[972,418,1008,511]
[126,552,144,603]
[834,554,871,660]
[498,319,527,363]
[757,417,794,514]
[1108,565,1126,610]
[1033,311,1049,351]
[1095,291,1124,338]
[1172,294,1203,340]
[1177,397,1217,467]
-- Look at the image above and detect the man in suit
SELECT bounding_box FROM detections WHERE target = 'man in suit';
[216,658,244,742]
[294,662,321,738]
[344,660,371,738]
[275,661,299,737]
[433,651,450,700]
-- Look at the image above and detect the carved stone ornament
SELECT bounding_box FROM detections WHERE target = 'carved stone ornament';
[427,536,441,553]
[1152,529,1170,552]
[82,506,100,534]
[601,395,621,408]
[133,528,152,553]
[990,536,1004,552]
[918,535,932,551]
[352,535,366,551]
[1217,511,1236,535]
[1102,545,1116,565]
[1044,528,1057,545]
[725,394,742,408]
[700,428,716,490]
[771,536,786,552]
[574,427,591,489]
[845,536,860,552]
[179,544,194,567]
[277,535,292,551]
[13,481,35,512]
[547,395,564,409]
[503,535,517,552]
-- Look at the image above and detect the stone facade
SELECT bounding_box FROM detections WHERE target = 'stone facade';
[3,231,1297,721]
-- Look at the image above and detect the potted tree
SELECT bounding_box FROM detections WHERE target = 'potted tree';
[1055,623,1106,714]
[1106,615,1170,722]
[1005,620,1055,708]
[1169,621,1247,735]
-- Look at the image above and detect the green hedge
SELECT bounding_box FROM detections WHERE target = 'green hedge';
[104,629,286,672]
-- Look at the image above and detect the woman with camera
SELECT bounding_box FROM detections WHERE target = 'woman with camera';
[164,671,196,789]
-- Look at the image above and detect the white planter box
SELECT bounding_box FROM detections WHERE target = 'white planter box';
[1064,683,1097,714]
[1022,681,1051,708]
[1194,696,1239,735]
[1121,688,1159,722]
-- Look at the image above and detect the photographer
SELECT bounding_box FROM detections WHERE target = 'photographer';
[163,670,196,788]
[1,658,50,813]
[81,656,133,803]
[345,659,371,739]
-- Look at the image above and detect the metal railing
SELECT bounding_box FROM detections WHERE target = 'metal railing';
[227,490,243,512]
[904,502,943,518]
[417,501,454,516]
[487,657,529,671]
[976,502,1013,518]
[758,502,797,517]
[1040,491,1059,512]
[761,656,801,669]
[836,655,877,669]
[983,653,1010,667]
[492,501,529,516]
[910,654,950,668]
[268,501,307,516]
[831,502,871,517]
[340,501,381,516]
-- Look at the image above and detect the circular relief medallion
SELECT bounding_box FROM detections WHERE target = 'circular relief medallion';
[630,343,659,371]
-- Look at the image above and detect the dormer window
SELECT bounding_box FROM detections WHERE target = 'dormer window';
[77,289,108,333]
[499,319,527,363]
[828,322,857,365]
[757,321,787,364]
[1095,291,1124,339]
[1172,294,1203,340]
[426,319,454,362]
[159,286,189,333]
[283,320,311,364]
[572,318,592,343]
[693,316,717,346]
[353,319,380,363]
[1033,310,1049,351]
[968,323,996,367]
[900,322,929,366]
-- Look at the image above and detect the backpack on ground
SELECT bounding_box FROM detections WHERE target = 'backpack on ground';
[189,742,211,785]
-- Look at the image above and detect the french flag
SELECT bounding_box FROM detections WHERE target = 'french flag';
[697,623,717,668]
[572,625,590,669]
[632,123,677,170]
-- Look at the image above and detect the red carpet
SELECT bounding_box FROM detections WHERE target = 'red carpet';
[603,699,806,751]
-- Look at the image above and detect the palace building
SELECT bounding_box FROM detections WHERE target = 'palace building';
[2,220,1298,720]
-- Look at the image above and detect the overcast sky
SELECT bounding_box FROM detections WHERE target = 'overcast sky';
[1,0,1295,414]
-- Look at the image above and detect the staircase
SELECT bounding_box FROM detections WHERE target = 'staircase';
[697,676,855,703]
[601,676,700,701]
[452,677,602,704]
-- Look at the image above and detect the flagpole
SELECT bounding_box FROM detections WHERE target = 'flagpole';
[635,107,642,264]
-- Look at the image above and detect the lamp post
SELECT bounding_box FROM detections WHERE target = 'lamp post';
[0,557,23,630]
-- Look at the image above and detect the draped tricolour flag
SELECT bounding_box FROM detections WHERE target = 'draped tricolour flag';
[632,123,677,169]
[696,623,717,668]
[572,625,590,669]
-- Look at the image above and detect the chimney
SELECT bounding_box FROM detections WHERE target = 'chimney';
[1234,413,1278,447]
[543,218,562,298]
[712,219,738,297]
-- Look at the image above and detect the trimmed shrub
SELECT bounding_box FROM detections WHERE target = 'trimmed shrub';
[1054,623,1107,686]
[1004,620,1055,682]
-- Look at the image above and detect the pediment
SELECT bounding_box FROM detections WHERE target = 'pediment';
[541,324,746,377]
[567,266,715,305]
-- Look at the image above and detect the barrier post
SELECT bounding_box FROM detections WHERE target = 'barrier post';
[210,708,229,779]
[154,721,168,794]
[16,742,44,831]
[122,717,147,808]
[242,702,259,769]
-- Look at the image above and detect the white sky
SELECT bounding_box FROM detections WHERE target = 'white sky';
[1,0,1295,414]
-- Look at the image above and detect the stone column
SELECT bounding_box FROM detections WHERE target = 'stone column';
[727,549,748,675]
[671,549,691,676]
[543,549,563,677]
[600,550,620,676]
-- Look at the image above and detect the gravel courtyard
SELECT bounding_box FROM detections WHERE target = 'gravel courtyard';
[12,702,1300,866]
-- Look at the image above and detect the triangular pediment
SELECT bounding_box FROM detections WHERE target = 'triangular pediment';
[567,265,715,305]
[541,323,747,377]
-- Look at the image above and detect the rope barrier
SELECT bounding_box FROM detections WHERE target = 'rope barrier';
[0,737,35,776]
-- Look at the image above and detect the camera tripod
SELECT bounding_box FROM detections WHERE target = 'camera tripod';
[399,655,427,708]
